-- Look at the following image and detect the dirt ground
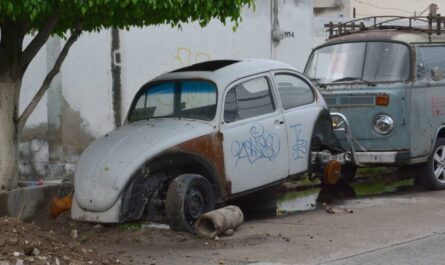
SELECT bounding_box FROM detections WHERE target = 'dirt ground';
[0,169,420,265]
[0,217,121,265]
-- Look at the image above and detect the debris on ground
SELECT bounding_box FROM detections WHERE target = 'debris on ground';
[195,206,244,239]
[325,206,354,214]
[0,217,119,265]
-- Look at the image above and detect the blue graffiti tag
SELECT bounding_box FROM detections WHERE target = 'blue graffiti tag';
[231,123,280,165]
[290,124,308,160]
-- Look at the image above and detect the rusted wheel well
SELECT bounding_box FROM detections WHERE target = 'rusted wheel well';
[311,110,343,153]
[120,152,223,222]
[147,152,222,197]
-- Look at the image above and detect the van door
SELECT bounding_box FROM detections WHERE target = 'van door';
[412,45,445,157]
[221,75,288,194]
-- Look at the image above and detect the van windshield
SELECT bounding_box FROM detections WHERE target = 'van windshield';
[128,80,217,122]
[305,42,410,84]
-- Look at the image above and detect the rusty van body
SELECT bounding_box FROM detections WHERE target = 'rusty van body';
[304,14,445,189]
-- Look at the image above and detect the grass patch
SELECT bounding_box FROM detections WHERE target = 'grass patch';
[117,222,143,230]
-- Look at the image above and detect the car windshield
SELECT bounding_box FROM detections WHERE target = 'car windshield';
[128,80,217,122]
[305,42,410,84]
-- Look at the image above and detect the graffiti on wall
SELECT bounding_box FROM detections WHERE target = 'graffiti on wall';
[174,47,211,67]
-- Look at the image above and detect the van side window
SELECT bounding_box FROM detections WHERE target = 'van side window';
[274,74,314,109]
[419,46,445,82]
[224,77,275,123]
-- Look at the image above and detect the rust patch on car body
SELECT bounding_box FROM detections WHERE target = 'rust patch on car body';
[168,132,228,198]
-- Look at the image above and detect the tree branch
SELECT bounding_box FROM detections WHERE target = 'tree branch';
[19,16,58,72]
[18,25,82,131]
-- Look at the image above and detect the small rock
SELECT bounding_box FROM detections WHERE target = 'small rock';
[63,255,71,261]
[325,206,353,214]
[214,236,219,241]
[8,238,18,244]
[204,241,209,246]
[15,259,23,265]
[70,229,78,239]
[55,258,60,265]
[31,248,40,256]
[224,229,235,236]
[12,229,17,233]
[94,224,102,229]
[13,252,21,257]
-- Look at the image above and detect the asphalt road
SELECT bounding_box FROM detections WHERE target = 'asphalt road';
[89,183,445,265]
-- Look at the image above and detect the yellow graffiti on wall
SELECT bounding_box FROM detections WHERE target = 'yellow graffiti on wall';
[174,47,211,67]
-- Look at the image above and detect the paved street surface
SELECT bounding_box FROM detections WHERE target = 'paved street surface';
[77,182,445,265]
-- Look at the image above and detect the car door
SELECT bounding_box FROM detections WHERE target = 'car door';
[220,74,288,194]
[272,72,322,176]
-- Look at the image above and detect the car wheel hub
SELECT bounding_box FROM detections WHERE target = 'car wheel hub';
[433,145,445,183]
[185,187,205,220]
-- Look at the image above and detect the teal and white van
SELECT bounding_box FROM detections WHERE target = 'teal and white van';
[304,14,445,189]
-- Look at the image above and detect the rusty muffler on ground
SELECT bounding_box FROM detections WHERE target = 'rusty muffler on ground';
[195,205,244,238]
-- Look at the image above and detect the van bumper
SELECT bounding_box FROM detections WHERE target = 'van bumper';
[355,150,411,165]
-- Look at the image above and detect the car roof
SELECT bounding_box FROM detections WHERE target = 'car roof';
[151,59,298,90]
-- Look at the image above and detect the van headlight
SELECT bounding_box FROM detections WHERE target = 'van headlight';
[373,115,394,135]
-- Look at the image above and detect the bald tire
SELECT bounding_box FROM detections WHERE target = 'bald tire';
[165,174,215,233]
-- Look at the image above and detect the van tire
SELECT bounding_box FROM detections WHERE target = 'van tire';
[340,164,357,184]
[165,174,215,233]
[420,138,445,190]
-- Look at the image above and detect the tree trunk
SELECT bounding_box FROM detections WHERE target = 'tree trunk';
[0,77,20,190]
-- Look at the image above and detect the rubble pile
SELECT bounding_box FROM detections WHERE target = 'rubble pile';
[0,217,118,265]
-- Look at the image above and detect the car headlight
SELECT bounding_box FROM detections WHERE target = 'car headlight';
[373,115,394,135]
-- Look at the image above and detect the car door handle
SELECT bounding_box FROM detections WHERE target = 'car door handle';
[275,119,285,125]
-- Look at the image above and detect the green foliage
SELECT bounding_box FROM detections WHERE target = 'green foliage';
[0,0,254,34]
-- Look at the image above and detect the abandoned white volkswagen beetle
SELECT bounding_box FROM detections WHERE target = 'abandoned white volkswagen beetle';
[72,59,341,232]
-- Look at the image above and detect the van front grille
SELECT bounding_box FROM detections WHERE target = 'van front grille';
[324,96,375,107]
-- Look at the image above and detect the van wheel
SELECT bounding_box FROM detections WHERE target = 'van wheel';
[165,174,215,233]
[420,138,445,190]
[340,164,357,184]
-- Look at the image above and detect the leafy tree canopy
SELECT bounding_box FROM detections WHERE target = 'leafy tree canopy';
[0,0,254,35]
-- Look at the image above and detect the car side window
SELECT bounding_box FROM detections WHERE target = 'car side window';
[274,74,314,109]
[224,77,275,123]
[419,46,445,82]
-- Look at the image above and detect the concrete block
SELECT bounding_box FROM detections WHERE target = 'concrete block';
[0,182,60,222]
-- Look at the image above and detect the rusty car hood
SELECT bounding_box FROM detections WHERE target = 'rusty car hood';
[74,119,215,212]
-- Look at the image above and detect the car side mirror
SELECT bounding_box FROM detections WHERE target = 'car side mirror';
[431,67,444,81]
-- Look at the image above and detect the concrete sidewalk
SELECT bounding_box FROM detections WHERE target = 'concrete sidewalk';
[92,187,445,265]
